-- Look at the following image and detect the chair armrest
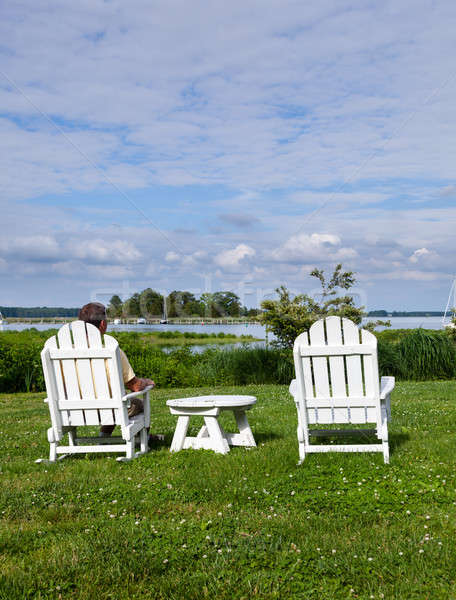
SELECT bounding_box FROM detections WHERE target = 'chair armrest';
[380,376,395,400]
[289,379,298,398]
[122,385,154,402]
[122,386,152,428]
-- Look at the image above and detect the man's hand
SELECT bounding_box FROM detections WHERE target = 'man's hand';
[126,376,155,392]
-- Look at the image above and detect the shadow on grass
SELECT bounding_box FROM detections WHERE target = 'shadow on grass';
[253,431,281,444]
[388,431,410,453]
[305,430,410,457]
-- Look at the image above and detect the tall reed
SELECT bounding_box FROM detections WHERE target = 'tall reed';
[397,329,456,380]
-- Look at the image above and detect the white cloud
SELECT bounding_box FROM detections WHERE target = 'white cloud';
[69,240,142,265]
[269,233,357,264]
[1,1,455,308]
[165,251,180,263]
[372,270,450,282]
[1,1,456,198]
[0,236,60,262]
[214,244,256,270]
[409,247,431,263]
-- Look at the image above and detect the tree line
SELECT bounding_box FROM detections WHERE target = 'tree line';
[0,306,79,318]
[107,289,261,319]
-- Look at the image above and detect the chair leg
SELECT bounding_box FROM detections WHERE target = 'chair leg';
[296,403,307,464]
[381,406,389,464]
[117,439,135,462]
[67,427,77,446]
[382,440,390,464]
[139,428,148,454]
[49,441,57,462]
[297,427,306,464]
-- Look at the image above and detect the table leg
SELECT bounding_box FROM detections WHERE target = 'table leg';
[204,416,230,454]
[170,416,190,452]
[233,410,256,447]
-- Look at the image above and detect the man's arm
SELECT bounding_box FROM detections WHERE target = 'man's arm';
[126,376,155,392]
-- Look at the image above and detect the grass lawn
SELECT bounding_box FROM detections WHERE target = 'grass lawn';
[1,382,456,599]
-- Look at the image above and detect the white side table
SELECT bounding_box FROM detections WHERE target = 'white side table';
[166,395,257,454]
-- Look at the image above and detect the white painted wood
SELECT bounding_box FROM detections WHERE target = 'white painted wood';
[167,395,256,409]
[37,321,152,462]
[309,320,330,402]
[234,410,257,446]
[57,324,84,428]
[170,416,190,452]
[167,395,257,454]
[291,317,395,464]
[300,344,373,356]
[325,316,347,423]
[204,417,230,454]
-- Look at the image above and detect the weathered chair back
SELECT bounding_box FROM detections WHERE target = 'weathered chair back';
[293,316,380,425]
[41,321,128,436]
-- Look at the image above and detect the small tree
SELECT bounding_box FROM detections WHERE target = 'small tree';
[258,264,386,348]
[139,288,164,318]
[123,293,141,318]
[167,291,203,317]
[107,295,123,318]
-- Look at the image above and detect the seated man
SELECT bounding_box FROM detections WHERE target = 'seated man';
[78,302,161,444]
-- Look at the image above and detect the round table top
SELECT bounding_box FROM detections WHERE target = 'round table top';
[166,394,257,409]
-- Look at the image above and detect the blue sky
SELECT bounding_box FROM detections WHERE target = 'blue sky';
[1,0,455,310]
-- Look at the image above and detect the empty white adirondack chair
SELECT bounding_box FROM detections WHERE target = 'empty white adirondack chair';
[37,321,151,463]
[289,316,394,464]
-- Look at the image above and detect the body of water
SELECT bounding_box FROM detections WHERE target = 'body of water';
[0,316,448,334]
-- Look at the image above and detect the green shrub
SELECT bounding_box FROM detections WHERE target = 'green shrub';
[1,327,455,393]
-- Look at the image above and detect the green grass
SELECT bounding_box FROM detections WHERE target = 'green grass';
[1,382,456,599]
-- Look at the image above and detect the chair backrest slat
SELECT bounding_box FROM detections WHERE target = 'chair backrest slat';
[342,318,363,396]
[361,328,380,399]
[299,331,314,399]
[309,320,330,398]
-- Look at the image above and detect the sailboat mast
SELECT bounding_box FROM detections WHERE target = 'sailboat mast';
[442,277,456,327]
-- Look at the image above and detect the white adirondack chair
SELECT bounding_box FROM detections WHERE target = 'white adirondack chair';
[37,321,151,463]
[289,316,394,464]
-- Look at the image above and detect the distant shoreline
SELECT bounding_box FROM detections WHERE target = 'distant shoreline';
[0,310,447,321]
